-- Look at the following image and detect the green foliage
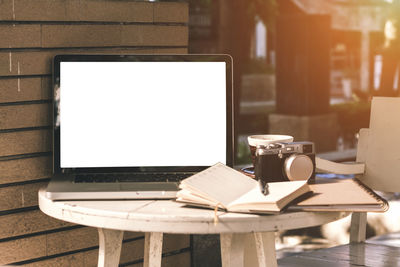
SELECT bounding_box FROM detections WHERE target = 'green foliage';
[236,139,252,165]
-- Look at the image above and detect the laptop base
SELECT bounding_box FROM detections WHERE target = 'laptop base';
[46,174,179,200]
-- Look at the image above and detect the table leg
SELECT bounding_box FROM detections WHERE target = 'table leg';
[252,232,277,267]
[220,233,245,267]
[97,228,124,267]
[220,232,277,267]
[144,232,163,267]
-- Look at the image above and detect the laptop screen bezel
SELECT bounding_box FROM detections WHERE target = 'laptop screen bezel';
[53,54,234,174]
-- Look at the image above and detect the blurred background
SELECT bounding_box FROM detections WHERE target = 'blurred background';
[187,0,400,165]
[187,0,400,264]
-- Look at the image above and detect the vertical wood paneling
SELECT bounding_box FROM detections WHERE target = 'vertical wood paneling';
[0,1,189,265]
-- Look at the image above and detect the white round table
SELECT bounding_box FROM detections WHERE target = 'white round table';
[39,189,349,267]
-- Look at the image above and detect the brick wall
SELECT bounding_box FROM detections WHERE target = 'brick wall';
[0,1,190,266]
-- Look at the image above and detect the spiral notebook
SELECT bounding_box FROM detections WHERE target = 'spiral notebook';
[289,178,388,212]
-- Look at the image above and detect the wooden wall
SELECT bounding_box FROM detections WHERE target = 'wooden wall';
[0,1,190,266]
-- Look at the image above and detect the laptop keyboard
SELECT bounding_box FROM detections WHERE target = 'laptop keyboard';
[73,173,192,183]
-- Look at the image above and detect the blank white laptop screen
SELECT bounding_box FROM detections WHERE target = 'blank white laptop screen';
[60,62,227,168]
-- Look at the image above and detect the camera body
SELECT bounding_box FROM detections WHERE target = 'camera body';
[254,141,315,183]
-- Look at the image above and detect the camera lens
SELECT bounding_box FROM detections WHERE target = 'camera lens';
[284,154,313,181]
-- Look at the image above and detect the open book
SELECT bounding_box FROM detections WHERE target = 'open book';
[176,163,311,214]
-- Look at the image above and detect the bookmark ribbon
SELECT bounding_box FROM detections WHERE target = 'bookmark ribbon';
[214,203,222,226]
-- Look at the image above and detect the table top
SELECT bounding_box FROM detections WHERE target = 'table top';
[38,189,350,234]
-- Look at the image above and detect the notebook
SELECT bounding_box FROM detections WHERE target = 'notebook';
[45,54,233,200]
[288,178,388,212]
[176,163,311,214]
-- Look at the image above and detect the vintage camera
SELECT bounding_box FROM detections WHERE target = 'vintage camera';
[254,141,315,183]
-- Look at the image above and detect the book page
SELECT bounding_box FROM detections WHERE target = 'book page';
[229,180,308,209]
[180,163,257,207]
[176,189,218,207]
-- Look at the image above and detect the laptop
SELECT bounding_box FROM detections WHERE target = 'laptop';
[46,54,233,200]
